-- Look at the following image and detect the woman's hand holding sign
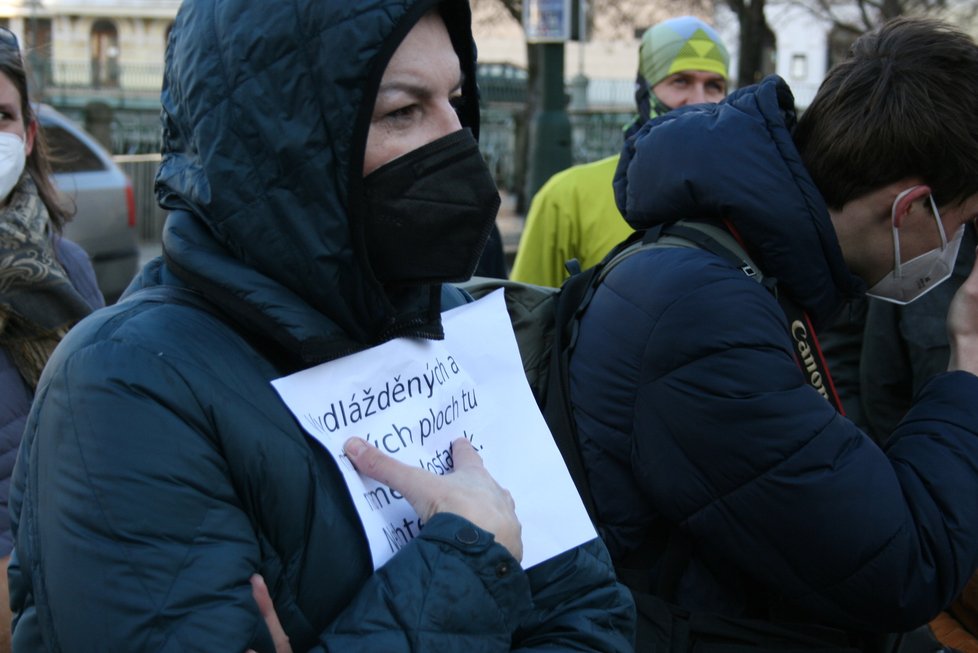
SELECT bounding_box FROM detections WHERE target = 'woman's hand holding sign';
[247,436,523,653]
[343,436,524,562]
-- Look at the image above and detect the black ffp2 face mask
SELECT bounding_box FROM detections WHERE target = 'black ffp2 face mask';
[361,128,501,285]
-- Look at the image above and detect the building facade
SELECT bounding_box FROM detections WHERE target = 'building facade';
[715,1,861,110]
[0,1,865,152]
[0,0,179,152]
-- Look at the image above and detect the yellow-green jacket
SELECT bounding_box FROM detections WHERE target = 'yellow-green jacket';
[510,155,634,287]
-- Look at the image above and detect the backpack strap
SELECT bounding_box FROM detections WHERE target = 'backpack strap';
[658,220,845,415]
[544,263,610,527]
[659,221,777,295]
[545,229,656,529]
[547,222,775,531]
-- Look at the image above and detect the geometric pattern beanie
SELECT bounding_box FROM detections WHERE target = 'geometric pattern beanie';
[638,15,730,89]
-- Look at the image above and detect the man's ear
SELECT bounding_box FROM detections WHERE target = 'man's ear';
[892,184,931,228]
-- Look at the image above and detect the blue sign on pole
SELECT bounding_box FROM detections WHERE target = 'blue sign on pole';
[523,0,571,43]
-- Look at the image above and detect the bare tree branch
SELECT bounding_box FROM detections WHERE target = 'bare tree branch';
[791,0,974,37]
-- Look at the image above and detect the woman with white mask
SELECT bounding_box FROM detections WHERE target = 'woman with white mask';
[0,26,103,653]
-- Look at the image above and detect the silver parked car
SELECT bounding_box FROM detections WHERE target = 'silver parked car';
[38,104,139,303]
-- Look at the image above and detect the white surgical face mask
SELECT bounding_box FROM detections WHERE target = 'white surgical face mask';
[866,186,965,305]
[0,131,25,202]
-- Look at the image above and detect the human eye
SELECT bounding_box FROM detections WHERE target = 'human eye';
[382,103,418,124]
[705,81,726,100]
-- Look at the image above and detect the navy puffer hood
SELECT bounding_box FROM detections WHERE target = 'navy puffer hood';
[614,75,863,325]
[154,0,480,362]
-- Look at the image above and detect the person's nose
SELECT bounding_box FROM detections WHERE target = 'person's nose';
[433,99,462,139]
[687,84,708,105]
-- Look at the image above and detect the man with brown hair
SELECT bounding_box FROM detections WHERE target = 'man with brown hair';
[510,15,729,287]
[570,16,978,650]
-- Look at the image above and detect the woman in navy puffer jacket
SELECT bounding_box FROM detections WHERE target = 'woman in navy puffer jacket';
[7,1,635,651]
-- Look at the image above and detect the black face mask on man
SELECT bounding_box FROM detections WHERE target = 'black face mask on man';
[362,128,500,285]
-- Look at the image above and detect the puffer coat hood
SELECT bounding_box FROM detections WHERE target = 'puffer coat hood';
[614,75,863,325]
[155,0,481,362]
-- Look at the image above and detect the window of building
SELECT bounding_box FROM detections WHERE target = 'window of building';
[791,53,808,79]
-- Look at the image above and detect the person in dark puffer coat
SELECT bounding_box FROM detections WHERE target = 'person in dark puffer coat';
[6,1,635,651]
[569,16,978,648]
[0,31,103,653]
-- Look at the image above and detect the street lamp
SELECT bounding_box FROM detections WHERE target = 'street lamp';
[522,0,574,200]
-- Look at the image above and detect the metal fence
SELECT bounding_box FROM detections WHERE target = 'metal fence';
[40,60,165,91]
[480,108,520,192]
[114,153,165,242]
[109,112,164,155]
[569,111,632,163]
[33,58,164,121]
[479,107,632,194]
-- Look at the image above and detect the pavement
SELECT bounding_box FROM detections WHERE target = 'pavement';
[139,191,527,273]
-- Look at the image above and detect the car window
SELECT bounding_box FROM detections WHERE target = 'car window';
[41,124,107,174]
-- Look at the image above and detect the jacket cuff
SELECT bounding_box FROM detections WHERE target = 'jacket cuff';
[419,512,532,631]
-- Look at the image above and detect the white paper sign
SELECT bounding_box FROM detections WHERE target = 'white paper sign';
[271,290,595,570]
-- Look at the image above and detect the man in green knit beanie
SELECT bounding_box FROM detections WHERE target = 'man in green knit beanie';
[510,15,730,288]
[633,16,729,128]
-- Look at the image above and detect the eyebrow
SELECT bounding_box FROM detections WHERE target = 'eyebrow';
[376,70,465,99]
